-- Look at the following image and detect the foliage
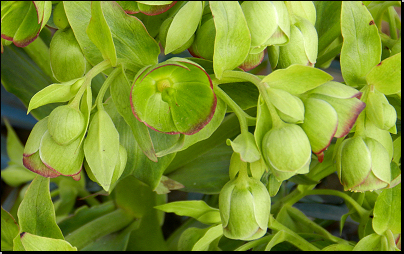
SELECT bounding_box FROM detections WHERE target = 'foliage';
[1,1,401,251]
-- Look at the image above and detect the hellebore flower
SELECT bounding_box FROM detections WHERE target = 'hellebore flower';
[23,117,84,181]
[366,89,397,133]
[336,136,391,192]
[276,16,318,69]
[301,81,366,161]
[1,1,52,47]
[130,58,216,135]
[267,87,305,124]
[238,50,265,72]
[117,1,176,16]
[219,162,271,240]
[262,124,311,181]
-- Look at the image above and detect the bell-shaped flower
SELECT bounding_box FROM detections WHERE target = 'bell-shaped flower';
[130,58,216,135]
[336,136,391,192]
[267,88,305,124]
[366,89,397,133]
[23,116,83,181]
[238,50,265,71]
[262,124,311,181]
[1,2,52,47]
[219,168,271,240]
[301,81,365,161]
[118,1,176,16]
[277,16,318,69]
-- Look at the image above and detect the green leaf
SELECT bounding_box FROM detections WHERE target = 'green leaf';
[1,165,36,187]
[165,1,202,54]
[254,96,272,152]
[50,28,86,82]
[83,109,120,192]
[352,233,385,251]
[27,78,84,114]
[340,1,381,87]
[17,176,64,239]
[1,44,56,120]
[261,65,333,95]
[20,232,77,251]
[4,118,24,165]
[226,132,261,163]
[373,183,401,234]
[155,200,221,225]
[210,1,251,79]
[167,142,232,194]
[392,136,401,165]
[87,1,117,67]
[108,66,157,162]
[192,224,223,251]
[366,53,401,95]
[1,207,19,251]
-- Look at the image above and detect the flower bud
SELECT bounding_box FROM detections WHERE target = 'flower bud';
[336,136,391,192]
[238,50,265,71]
[366,89,397,131]
[53,2,70,30]
[262,124,311,181]
[47,105,85,145]
[219,174,271,240]
[267,88,305,124]
[188,17,216,60]
[277,16,318,69]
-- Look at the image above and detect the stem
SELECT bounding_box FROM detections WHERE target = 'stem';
[304,189,370,218]
[387,6,398,40]
[22,36,58,83]
[234,234,275,251]
[271,184,316,215]
[70,60,112,109]
[221,70,284,128]
[268,215,320,251]
[64,208,134,250]
[212,85,249,135]
[77,189,101,206]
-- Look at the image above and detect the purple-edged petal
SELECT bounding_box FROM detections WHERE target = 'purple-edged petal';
[311,94,365,138]
[239,50,265,71]
[23,152,61,178]
[309,81,362,99]
[137,1,177,16]
[300,98,338,162]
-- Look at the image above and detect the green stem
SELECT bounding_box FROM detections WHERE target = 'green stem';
[22,36,58,83]
[212,84,249,135]
[70,59,112,109]
[271,184,316,215]
[234,234,275,251]
[77,189,100,206]
[387,6,398,40]
[304,189,370,218]
[221,70,284,128]
[268,215,320,251]
[64,208,134,250]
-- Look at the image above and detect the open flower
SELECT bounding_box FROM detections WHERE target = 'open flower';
[130,58,216,135]
[336,136,391,192]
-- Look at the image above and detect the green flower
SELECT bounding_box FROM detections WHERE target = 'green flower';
[188,15,216,60]
[262,124,311,181]
[219,171,271,240]
[336,136,391,192]
[131,58,216,135]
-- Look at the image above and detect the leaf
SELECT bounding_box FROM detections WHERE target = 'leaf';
[17,176,64,239]
[226,132,261,163]
[192,224,223,251]
[1,207,20,251]
[155,200,221,225]
[4,118,24,165]
[254,96,272,152]
[352,233,384,251]
[366,53,401,95]
[27,78,84,114]
[1,165,36,187]
[261,65,333,95]
[167,142,232,194]
[340,1,381,87]
[372,183,401,234]
[87,1,117,66]
[108,66,157,162]
[83,109,120,192]
[210,1,251,79]
[20,232,77,251]
[1,44,56,120]
[165,1,202,54]
[50,28,86,82]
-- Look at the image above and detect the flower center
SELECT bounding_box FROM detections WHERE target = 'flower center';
[157,79,171,92]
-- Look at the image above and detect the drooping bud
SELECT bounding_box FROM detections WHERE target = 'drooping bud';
[188,16,216,60]
[336,136,391,192]
[262,124,311,181]
[366,89,397,132]
[219,172,271,240]
[47,105,85,145]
